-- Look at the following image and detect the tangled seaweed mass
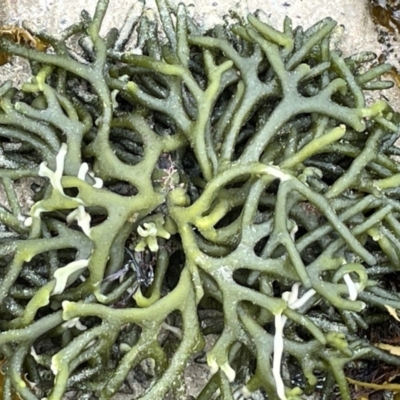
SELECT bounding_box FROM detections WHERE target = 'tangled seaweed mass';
[2,0,400,399]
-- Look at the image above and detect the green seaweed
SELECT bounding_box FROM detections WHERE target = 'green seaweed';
[0,1,400,399]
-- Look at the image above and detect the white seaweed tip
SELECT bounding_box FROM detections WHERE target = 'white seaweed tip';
[264,164,291,182]
[53,259,89,295]
[273,311,287,400]
[136,222,159,252]
[62,317,87,331]
[24,217,33,227]
[66,205,91,237]
[38,143,68,194]
[343,273,358,301]
[221,362,236,382]
[66,161,106,237]
[138,222,158,237]
[88,171,103,188]
[77,162,89,181]
[273,282,317,400]
[289,288,316,310]
[136,220,171,252]
[78,159,103,188]
[61,300,72,311]
[78,160,104,188]
[207,355,219,375]
[50,355,59,376]
[30,346,39,361]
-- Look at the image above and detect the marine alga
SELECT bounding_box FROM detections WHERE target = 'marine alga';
[0,1,400,399]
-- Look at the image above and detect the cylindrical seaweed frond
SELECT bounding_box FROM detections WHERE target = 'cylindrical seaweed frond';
[0,1,400,399]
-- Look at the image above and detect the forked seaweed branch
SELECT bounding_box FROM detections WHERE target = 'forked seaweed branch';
[1,1,400,399]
